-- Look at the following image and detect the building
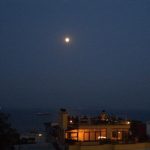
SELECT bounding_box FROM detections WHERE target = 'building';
[130,120,147,142]
[59,109,130,143]
[20,131,45,144]
[146,121,150,138]
[56,109,150,150]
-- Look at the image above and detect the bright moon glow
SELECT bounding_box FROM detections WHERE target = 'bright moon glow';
[65,37,70,43]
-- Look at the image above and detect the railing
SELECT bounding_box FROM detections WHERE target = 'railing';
[68,119,130,127]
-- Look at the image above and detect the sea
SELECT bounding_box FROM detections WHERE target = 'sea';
[2,108,150,133]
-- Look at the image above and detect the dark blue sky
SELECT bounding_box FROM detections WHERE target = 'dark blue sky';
[0,0,150,110]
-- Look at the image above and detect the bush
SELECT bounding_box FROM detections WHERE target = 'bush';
[0,112,20,150]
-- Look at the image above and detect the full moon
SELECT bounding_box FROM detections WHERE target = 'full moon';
[65,37,70,43]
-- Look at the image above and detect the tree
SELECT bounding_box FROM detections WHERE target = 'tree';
[0,112,20,150]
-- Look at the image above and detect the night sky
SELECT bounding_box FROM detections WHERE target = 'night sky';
[0,0,150,110]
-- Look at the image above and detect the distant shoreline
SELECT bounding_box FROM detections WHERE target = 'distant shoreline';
[3,108,150,133]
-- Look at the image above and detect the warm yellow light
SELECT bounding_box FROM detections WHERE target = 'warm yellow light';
[98,136,106,139]
[127,121,130,125]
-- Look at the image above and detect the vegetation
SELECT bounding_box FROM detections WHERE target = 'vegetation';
[0,112,20,150]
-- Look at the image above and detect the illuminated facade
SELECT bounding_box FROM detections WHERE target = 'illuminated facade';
[65,128,107,141]
[58,109,130,143]
[65,124,130,142]
[56,109,150,150]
